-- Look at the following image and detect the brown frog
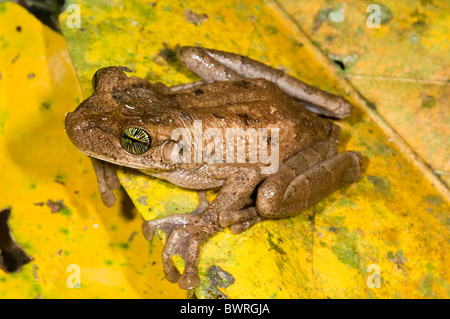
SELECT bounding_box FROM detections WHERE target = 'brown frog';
[65,46,361,290]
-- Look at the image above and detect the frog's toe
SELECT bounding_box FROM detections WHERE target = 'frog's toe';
[160,225,210,290]
[178,271,200,290]
[142,214,195,240]
[162,228,191,283]
[219,207,259,228]
[229,216,262,235]
[178,231,209,289]
[189,191,209,215]
[142,211,218,289]
[142,220,157,240]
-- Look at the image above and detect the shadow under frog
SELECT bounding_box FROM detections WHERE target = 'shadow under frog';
[65,46,362,290]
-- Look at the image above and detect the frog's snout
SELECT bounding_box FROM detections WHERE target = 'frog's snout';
[64,111,75,133]
[65,111,98,150]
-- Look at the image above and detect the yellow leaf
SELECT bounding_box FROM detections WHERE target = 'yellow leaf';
[58,0,450,299]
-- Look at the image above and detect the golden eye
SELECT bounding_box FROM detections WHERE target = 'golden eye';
[92,68,107,90]
[120,127,151,155]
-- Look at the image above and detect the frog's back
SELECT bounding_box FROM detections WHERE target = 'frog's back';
[173,78,338,162]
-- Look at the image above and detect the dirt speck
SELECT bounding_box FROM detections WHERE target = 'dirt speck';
[0,207,33,273]
[46,199,66,213]
[207,265,235,288]
[184,9,208,26]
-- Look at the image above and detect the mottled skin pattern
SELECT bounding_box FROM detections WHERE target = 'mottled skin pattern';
[65,46,361,290]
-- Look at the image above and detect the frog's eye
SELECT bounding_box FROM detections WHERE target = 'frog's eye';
[92,68,107,90]
[120,127,151,155]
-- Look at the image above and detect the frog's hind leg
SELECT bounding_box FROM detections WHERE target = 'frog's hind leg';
[141,191,211,288]
[167,80,205,92]
[177,46,351,119]
[220,147,361,234]
[219,139,338,232]
[142,213,215,289]
[177,46,246,83]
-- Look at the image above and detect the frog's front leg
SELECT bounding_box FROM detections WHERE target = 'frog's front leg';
[90,157,121,207]
[177,46,351,119]
[142,164,261,289]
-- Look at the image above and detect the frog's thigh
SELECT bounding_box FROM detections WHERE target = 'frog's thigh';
[220,140,337,232]
[259,151,361,219]
[223,151,361,234]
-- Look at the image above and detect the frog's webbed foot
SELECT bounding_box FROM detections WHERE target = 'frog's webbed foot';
[142,214,217,289]
[142,191,209,237]
[142,191,215,290]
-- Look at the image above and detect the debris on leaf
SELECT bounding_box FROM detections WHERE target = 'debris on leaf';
[201,285,228,299]
[328,4,345,23]
[46,199,66,213]
[128,231,138,243]
[184,9,208,26]
[327,53,359,70]
[0,207,33,273]
[33,264,39,281]
[207,265,235,288]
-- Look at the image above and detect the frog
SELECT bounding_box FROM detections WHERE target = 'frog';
[65,46,362,290]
